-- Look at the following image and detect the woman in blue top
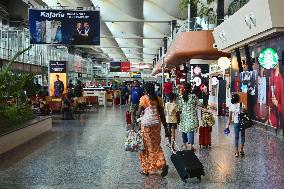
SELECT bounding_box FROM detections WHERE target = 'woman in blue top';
[178,83,199,151]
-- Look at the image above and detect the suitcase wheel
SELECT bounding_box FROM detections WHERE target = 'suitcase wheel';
[197,176,201,181]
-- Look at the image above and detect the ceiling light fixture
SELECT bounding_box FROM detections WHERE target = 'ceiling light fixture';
[217,57,231,70]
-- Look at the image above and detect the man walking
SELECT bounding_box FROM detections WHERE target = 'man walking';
[129,80,143,124]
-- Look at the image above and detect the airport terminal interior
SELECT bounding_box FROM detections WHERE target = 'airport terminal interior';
[0,0,284,188]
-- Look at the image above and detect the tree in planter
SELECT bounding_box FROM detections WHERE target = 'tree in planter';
[179,0,217,25]
[228,0,250,16]
[0,46,37,133]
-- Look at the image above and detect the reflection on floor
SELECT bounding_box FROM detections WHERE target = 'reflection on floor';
[0,106,284,189]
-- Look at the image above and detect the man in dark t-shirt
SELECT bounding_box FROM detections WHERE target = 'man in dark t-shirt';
[129,80,143,124]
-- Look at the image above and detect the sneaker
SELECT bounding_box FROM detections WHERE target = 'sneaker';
[140,171,149,176]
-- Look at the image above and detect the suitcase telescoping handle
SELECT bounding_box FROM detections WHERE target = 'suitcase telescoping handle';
[166,140,180,154]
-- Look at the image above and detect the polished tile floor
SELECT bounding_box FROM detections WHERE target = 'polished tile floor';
[0,107,284,189]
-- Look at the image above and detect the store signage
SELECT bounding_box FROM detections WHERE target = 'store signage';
[110,62,121,72]
[193,66,201,75]
[130,72,141,78]
[258,48,279,69]
[29,9,100,45]
[50,61,67,73]
[120,62,130,72]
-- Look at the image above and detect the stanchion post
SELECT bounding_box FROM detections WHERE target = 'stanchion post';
[161,55,165,101]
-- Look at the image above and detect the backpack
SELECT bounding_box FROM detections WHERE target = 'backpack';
[202,111,215,127]
[138,102,160,127]
[238,103,253,130]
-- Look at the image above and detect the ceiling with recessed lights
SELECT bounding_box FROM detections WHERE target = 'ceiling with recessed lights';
[41,0,187,65]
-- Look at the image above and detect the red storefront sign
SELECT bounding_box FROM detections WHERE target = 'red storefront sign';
[120,62,130,72]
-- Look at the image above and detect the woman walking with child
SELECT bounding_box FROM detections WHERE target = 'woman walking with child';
[178,83,199,151]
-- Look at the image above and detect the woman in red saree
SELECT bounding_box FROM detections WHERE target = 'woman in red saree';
[137,82,171,176]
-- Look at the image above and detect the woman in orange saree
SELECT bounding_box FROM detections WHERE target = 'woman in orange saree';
[137,82,171,176]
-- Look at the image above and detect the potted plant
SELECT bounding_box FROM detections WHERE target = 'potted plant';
[0,46,36,134]
[179,0,217,29]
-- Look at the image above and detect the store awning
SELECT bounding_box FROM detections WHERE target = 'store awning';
[152,30,229,76]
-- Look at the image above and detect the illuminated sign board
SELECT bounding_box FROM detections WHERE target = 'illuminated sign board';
[258,48,279,69]
[130,72,141,78]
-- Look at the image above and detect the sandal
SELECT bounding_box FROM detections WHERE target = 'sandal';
[140,171,149,176]
[235,152,239,157]
[240,151,245,157]
[161,165,169,177]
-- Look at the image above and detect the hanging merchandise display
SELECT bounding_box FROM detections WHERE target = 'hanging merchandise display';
[258,48,279,69]
[193,77,202,86]
[212,77,219,86]
[193,66,202,75]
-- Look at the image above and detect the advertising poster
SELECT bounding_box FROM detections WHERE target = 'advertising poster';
[49,61,67,97]
[29,9,100,45]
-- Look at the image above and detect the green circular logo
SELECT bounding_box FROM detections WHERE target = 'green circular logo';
[258,48,279,69]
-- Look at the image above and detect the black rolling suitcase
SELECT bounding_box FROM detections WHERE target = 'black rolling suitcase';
[170,145,205,181]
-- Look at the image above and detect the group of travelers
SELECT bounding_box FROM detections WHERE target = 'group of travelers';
[127,80,247,177]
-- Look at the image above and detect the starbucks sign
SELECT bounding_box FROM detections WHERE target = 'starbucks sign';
[258,48,279,69]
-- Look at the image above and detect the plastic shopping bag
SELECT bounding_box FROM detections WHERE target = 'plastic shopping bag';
[124,130,144,152]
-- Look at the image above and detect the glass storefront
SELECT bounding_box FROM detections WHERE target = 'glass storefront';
[230,34,284,131]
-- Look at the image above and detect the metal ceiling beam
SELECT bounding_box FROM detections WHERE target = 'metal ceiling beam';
[101,36,166,39]
[104,20,171,23]
[99,47,159,49]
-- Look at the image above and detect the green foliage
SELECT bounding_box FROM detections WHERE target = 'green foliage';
[179,0,217,24]
[0,46,36,134]
[228,0,250,16]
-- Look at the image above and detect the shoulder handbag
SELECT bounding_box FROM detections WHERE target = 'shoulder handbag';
[138,98,160,127]
[238,103,253,130]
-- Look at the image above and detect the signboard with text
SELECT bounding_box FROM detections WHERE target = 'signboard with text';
[130,71,141,78]
[110,62,121,72]
[29,9,100,45]
[50,61,67,73]
[120,62,130,72]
